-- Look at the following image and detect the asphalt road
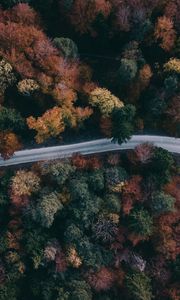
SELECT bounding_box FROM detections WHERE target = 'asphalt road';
[0,135,179,167]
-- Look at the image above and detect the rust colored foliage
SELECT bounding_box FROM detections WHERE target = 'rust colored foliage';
[10,194,29,208]
[165,0,180,31]
[122,175,143,215]
[154,211,180,260]
[164,176,180,207]
[155,16,176,51]
[128,143,154,165]
[0,131,22,159]
[68,0,112,35]
[0,4,81,107]
[86,267,115,291]
[55,249,68,273]
[72,154,102,170]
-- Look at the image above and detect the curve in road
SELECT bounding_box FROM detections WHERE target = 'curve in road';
[0,135,179,167]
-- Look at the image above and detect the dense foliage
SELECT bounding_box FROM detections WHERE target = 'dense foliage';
[0,144,179,299]
[0,0,179,159]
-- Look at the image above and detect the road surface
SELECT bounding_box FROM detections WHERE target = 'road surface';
[0,135,179,167]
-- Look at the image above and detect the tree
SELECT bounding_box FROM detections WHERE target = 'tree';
[128,208,153,238]
[0,131,22,159]
[86,267,114,292]
[155,16,176,51]
[40,159,75,186]
[164,58,180,74]
[88,169,105,192]
[0,58,16,100]
[53,37,78,59]
[151,192,175,216]
[0,107,25,134]
[150,147,174,185]
[17,79,40,96]
[11,170,40,196]
[89,87,124,116]
[122,175,143,215]
[128,143,154,165]
[68,0,112,35]
[111,104,136,144]
[104,193,121,213]
[118,59,138,83]
[27,106,65,143]
[125,270,153,300]
[33,192,63,228]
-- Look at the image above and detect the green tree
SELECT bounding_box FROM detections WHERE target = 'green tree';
[150,147,174,185]
[118,59,138,83]
[0,107,25,134]
[111,105,136,144]
[128,208,153,237]
[88,170,105,192]
[34,192,63,228]
[125,270,153,300]
[41,160,75,186]
[151,192,175,216]
[53,37,78,59]
[104,193,121,213]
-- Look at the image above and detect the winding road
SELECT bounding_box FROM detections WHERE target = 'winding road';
[0,135,180,167]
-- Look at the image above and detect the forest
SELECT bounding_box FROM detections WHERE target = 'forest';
[0,0,179,159]
[0,144,179,300]
[0,1,179,300]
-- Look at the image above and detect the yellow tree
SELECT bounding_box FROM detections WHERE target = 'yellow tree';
[27,106,65,143]
[89,87,124,116]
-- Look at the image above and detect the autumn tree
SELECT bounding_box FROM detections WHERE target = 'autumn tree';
[27,106,65,143]
[11,169,40,198]
[155,16,176,51]
[0,131,22,159]
[89,87,124,116]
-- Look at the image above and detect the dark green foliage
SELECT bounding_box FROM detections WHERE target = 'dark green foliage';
[128,208,153,237]
[118,59,138,83]
[151,192,175,216]
[41,160,75,186]
[70,178,90,201]
[112,105,136,144]
[0,0,29,8]
[53,37,78,59]
[125,271,153,300]
[150,147,174,185]
[88,169,104,192]
[33,192,63,228]
[67,280,92,300]
[105,166,128,186]
[104,193,121,213]
[164,75,178,94]
[0,107,25,134]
